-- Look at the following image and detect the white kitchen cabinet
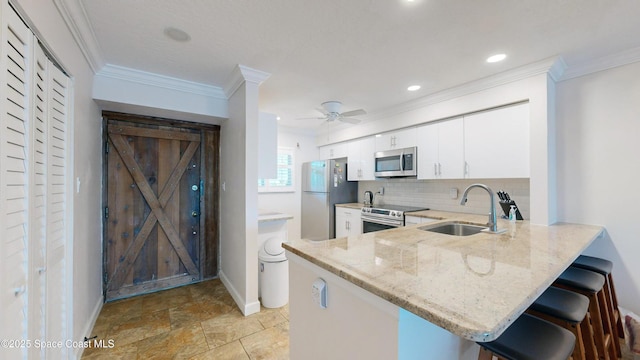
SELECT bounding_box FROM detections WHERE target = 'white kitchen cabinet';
[319,142,348,160]
[335,207,362,238]
[405,216,438,226]
[416,118,464,179]
[347,137,376,181]
[375,127,417,152]
[463,103,529,179]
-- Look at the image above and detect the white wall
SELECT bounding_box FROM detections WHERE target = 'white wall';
[219,72,264,316]
[258,126,318,241]
[556,61,640,315]
[11,0,103,355]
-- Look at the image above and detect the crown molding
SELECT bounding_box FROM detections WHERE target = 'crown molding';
[53,0,105,73]
[548,56,568,82]
[560,46,640,81]
[367,56,564,122]
[96,64,227,99]
[223,64,271,98]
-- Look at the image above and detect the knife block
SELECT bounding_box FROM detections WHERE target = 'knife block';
[499,200,523,220]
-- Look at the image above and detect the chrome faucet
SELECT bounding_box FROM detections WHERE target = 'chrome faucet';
[460,183,502,233]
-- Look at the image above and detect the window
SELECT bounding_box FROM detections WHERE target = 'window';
[258,147,295,192]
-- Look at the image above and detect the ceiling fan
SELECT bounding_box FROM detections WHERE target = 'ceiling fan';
[298,101,366,124]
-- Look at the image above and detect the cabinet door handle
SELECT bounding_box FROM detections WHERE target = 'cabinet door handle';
[434,163,438,176]
[438,163,442,175]
[464,162,469,176]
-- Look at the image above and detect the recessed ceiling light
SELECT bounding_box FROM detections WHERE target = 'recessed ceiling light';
[276,116,281,121]
[164,27,191,42]
[407,85,421,91]
[486,54,507,63]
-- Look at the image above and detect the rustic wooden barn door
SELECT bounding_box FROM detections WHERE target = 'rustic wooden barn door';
[104,116,213,300]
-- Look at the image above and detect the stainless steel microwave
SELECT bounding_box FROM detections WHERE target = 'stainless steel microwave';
[374,146,417,177]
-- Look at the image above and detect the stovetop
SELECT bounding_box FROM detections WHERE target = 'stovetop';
[361,204,429,218]
[367,204,428,213]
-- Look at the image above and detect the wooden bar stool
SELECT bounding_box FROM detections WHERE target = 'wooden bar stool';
[554,266,616,360]
[572,255,624,349]
[527,286,595,360]
[477,313,576,360]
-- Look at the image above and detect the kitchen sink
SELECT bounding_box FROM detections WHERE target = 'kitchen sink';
[418,221,487,236]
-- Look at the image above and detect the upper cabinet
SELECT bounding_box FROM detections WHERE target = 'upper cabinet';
[463,103,530,179]
[319,142,348,160]
[375,127,417,152]
[347,137,376,181]
[319,102,530,180]
[417,118,464,179]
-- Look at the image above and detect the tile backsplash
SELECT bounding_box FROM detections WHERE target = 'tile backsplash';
[358,178,530,220]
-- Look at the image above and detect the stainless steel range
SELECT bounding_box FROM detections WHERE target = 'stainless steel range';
[361,205,429,233]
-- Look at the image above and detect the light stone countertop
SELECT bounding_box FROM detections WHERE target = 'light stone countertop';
[283,214,604,342]
[258,210,293,223]
[334,202,363,210]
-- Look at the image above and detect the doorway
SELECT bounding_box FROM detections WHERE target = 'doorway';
[102,112,219,301]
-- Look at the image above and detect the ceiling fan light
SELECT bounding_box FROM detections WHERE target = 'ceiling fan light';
[321,101,343,114]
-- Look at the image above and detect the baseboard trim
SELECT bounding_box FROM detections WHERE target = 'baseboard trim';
[219,270,260,316]
[73,295,103,359]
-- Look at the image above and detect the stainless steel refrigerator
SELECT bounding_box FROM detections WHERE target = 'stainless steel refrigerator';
[301,158,358,240]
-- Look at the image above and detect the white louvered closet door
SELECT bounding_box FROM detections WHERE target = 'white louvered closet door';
[0,5,33,357]
[45,56,69,360]
[1,3,71,359]
[27,41,48,360]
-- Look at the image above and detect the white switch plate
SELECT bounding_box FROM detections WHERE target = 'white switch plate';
[449,187,458,199]
[312,278,327,309]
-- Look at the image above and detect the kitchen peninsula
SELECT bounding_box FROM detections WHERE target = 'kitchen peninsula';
[283,211,603,359]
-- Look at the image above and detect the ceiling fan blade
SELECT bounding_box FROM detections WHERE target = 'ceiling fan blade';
[295,116,326,120]
[339,117,361,124]
[340,109,366,117]
[316,107,328,115]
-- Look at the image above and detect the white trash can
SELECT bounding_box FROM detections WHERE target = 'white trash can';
[258,237,289,308]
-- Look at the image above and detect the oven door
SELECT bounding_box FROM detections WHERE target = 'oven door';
[361,215,403,233]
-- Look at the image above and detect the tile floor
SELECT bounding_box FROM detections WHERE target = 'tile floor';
[81,279,289,359]
[82,278,636,360]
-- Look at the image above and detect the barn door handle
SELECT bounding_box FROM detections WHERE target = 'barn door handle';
[192,211,198,217]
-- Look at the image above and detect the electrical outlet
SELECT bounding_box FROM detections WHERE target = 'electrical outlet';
[312,278,327,309]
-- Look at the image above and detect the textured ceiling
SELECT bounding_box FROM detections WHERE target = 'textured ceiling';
[76,0,640,128]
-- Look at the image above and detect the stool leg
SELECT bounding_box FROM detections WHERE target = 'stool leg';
[602,279,622,356]
[588,292,610,360]
[477,346,493,360]
[596,288,618,360]
[607,273,624,339]
[580,312,598,360]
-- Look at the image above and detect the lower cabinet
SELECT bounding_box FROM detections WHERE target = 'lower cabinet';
[335,207,362,237]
